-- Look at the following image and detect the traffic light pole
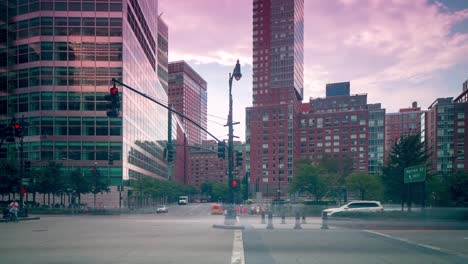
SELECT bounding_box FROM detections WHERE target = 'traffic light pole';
[19,135,24,207]
[228,72,235,206]
[111,79,222,143]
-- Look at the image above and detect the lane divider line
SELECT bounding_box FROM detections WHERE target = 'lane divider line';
[364,230,468,259]
[231,230,245,264]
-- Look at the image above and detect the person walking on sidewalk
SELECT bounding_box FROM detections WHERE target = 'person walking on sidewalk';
[8,200,19,222]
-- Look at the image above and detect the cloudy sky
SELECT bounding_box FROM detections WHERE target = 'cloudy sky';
[158,0,468,142]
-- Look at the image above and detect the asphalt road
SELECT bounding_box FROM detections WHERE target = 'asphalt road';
[0,204,232,264]
[0,204,467,264]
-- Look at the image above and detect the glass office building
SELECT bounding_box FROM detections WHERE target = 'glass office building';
[0,0,169,207]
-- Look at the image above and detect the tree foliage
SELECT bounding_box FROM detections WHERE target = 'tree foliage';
[129,177,198,204]
[346,172,383,200]
[290,160,328,201]
[449,172,468,206]
[200,181,230,202]
[0,160,19,195]
[382,134,427,203]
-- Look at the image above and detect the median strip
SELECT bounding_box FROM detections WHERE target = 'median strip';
[231,230,245,264]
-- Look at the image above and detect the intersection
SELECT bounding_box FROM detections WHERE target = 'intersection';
[0,204,467,264]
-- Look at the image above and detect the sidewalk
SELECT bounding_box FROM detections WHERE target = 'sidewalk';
[0,216,40,223]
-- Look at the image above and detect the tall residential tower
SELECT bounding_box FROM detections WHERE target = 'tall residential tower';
[246,0,304,197]
[168,61,207,145]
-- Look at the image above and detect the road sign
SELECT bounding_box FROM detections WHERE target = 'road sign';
[21,178,30,186]
[404,165,426,183]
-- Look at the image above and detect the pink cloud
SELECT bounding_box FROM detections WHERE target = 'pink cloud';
[158,0,468,139]
[159,0,252,65]
[302,0,468,110]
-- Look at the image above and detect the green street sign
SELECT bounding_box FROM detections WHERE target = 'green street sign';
[21,178,30,186]
[404,165,426,183]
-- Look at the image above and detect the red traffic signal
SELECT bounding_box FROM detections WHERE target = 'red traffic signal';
[13,123,20,129]
[110,86,118,95]
[231,180,238,188]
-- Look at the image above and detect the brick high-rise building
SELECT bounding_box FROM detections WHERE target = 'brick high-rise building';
[422,80,468,176]
[385,102,424,163]
[188,140,246,189]
[422,98,454,175]
[246,0,304,197]
[168,61,207,145]
[299,83,385,175]
[452,80,468,174]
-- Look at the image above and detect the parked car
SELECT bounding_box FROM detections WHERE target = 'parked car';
[156,205,168,213]
[323,201,384,216]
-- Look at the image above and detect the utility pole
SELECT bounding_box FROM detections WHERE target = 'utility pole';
[224,60,242,225]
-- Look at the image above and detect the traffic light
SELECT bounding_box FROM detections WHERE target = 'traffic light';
[105,85,120,117]
[217,141,226,159]
[13,122,23,138]
[231,179,238,189]
[24,160,31,172]
[117,185,124,192]
[108,152,114,165]
[166,143,175,162]
[236,151,243,167]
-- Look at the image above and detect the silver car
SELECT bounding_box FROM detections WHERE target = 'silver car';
[156,205,168,213]
[323,201,384,216]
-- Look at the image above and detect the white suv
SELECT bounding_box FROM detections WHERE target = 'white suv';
[323,201,384,216]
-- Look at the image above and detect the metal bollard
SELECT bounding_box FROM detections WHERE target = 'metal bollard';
[266,211,274,229]
[301,212,307,224]
[294,211,302,229]
[321,211,329,230]
[281,211,286,224]
[261,212,266,224]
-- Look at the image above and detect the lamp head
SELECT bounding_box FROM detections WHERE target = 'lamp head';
[233,60,242,81]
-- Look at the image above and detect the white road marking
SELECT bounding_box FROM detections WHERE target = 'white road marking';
[231,230,245,264]
[364,230,467,258]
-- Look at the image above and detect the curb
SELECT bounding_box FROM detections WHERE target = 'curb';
[213,224,246,230]
[0,216,40,223]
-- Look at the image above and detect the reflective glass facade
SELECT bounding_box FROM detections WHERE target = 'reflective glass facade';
[0,0,169,207]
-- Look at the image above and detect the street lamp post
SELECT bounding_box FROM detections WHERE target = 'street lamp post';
[225,60,242,225]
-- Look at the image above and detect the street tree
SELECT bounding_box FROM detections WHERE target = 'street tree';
[290,160,328,201]
[0,160,19,199]
[382,134,427,207]
[36,161,64,206]
[89,168,110,208]
[449,172,468,206]
[346,172,383,200]
[211,182,229,202]
[68,168,92,205]
[318,155,353,199]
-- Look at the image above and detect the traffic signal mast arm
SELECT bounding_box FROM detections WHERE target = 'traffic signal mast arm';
[112,79,222,143]
[169,144,221,155]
